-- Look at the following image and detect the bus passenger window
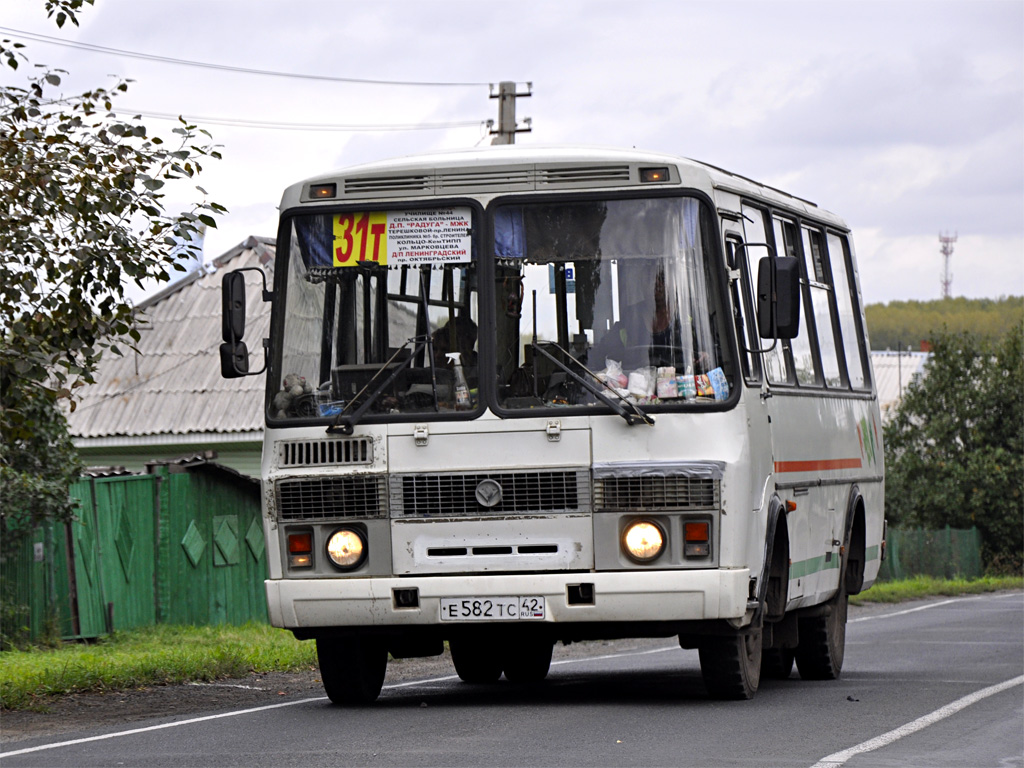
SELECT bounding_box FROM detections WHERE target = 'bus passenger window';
[827,232,867,389]
[802,227,842,387]
[773,217,818,386]
[741,205,788,384]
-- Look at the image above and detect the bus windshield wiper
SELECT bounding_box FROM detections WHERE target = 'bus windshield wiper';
[529,339,655,427]
[327,335,437,435]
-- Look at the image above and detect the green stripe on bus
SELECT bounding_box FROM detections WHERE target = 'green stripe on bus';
[791,545,881,579]
[790,554,841,579]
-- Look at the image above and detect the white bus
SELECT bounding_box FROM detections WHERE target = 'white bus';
[220,146,885,703]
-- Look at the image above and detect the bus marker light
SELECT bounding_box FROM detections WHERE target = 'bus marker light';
[640,167,669,183]
[623,520,665,563]
[786,500,797,512]
[309,183,336,199]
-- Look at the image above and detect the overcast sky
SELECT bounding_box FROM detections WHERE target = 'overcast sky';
[3,0,1022,305]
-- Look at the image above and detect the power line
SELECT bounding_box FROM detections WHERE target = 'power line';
[116,107,491,133]
[0,26,492,87]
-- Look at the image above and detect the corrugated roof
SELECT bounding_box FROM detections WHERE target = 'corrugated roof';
[68,237,275,439]
[870,351,931,422]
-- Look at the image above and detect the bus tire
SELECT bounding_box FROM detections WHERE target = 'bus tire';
[501,637,553,683]
[760,647,795,679]
[699,628,762,700]
[449,637,503,684]
[316,636,387,705]
[795,590,848,680]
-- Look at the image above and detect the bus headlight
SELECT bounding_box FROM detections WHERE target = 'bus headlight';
[622,520,666,563]
[326,528,367,570]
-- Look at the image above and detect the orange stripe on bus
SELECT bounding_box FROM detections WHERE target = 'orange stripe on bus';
[774,458,863,473]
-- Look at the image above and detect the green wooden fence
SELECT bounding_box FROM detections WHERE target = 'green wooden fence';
[876,526,984,581]
[1,462,266,644]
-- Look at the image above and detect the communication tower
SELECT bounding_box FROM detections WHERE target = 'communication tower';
[939,232,957,299]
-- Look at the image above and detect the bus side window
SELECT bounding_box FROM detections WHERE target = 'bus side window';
[726,235,758,382]
[826,232,868,389]
[801,226,843,387]
[741,205,789,384]
[773,216,820,386]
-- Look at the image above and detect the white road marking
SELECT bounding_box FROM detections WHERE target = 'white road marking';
[3,594,1016,760]
[849,597,966,622]
[809,675,1024,768]
[0,645,673,758]
[0,697,329,759]
[186,682,269,691]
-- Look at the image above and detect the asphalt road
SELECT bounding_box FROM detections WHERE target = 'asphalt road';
[3,592,1021,768]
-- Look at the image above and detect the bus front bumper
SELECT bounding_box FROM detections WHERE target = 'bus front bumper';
[266,569,750,629]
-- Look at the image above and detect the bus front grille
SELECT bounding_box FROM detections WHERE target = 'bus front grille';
[390,469,590,517]
[594,476,719,511]
[276,475,388,520]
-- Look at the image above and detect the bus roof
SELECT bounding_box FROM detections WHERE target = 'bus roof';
[281,144,846,228]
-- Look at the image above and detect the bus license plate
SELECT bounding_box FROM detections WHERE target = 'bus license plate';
[440,596,545,621]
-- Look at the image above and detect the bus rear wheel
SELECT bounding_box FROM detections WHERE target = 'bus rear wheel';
[795,590,848,680]
[316,636,388,705]
[760,647,795,679]
[500,636,553,683]
[698,627,762,700]
[449,637,503,683]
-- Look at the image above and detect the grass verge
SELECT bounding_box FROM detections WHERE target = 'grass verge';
[2,577,1020,710]
[0,622,317,711]
[849,574,1022,605]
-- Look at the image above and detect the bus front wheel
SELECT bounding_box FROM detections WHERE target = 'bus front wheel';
[316,636,388,705]
[449,637,503,683]
[698,627,762,700]
[500,636,554,683]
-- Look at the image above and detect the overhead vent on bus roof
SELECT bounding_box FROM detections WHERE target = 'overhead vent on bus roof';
[343,174,431,196]
[436,168,533,192]
[538,165,632,187]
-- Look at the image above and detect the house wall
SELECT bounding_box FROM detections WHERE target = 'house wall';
[75,436,264,479]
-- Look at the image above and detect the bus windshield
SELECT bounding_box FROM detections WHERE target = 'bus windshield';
[274,208,479,423]
[493,196,734,411]
[270,195,734,424]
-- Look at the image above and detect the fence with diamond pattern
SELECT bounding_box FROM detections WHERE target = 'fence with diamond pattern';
[1,461,266,643]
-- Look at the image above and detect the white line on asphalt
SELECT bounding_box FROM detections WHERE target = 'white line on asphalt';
[4,596,1015,759]
[850,590,1023,623]
[850,596,970,622]
[808,675,1024,768]
[0,697,329,759]
[0,645,674,758]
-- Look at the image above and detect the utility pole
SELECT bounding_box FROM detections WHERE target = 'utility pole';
[939,231,957,299]
[489,81,532,144]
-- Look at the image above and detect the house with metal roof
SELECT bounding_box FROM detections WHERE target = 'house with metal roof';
[67,237,274,478]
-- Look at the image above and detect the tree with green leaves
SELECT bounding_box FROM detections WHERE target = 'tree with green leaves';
[865,296,1023,351]
[1,1,225,553]
[883,322,1024,572]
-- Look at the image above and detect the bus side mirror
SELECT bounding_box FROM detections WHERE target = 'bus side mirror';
[756,256,801,339]
[222,271,247,342]
[218,267,272,379]
[221,271,250,379]
[220,341,250,378]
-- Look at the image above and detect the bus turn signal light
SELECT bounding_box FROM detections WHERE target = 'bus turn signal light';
[288,532,313,568]
[684,521,710,558]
